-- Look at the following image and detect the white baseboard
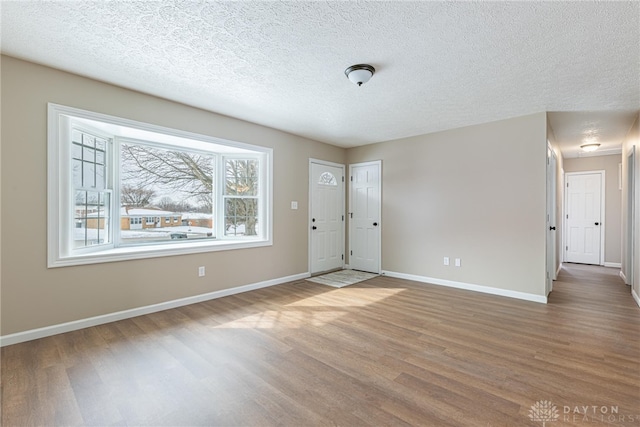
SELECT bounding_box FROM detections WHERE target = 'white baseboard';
[620,270,628,284]
[633,289,640,309]
[0,272,310,347]
[556,263,563,278]
[604,262,622,268]
[381,270,547,304]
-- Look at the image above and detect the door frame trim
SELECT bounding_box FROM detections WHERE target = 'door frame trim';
[563,170,606,266]
[546,143,558,295]
[308,158,346,275]
[624,146,635,287]
[348,160,382,274]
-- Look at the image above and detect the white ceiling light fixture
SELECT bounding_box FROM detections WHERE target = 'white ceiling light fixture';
[345,64,375,86]
[580,143,601,152]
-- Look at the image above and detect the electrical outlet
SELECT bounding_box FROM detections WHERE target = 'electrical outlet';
[455,258,461,267]
[291,201,298,210]
[444,257,450,266]
[198,266,205,277]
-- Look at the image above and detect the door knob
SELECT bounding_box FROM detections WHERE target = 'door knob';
[549,226,556,230]
[595,222,600,226]
[312,226,317,230]
[373,222,378,226]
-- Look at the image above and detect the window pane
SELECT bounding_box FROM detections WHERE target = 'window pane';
[95,150,105,165]
[72,129,82,144]
[73,129,108,190]
[225,159,258,196]
[74,190,110,249]
[72,159,82,187]
[95,138,106,151]
[225,198,258,236]
[72,143,82,160]
[82,134,95,148]
[83,161,95,188]
[119,142,215,244]
[95,163,106,189]
[83,146,94,162]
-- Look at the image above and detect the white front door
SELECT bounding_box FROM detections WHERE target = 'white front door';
[310,161,344,274]
[565,172,604,265]
[349,161,381,273]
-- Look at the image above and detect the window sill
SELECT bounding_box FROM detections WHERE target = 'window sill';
[48,238,272,268]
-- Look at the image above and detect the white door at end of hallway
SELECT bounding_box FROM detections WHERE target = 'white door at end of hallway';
[565,172,603,265]
[349,161,381,274]
[310,162,344,274]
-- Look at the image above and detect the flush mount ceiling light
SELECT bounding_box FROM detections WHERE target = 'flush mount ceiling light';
[580,143,601,152]
[345,64,375,86]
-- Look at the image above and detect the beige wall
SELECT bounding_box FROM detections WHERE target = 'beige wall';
[621,114,640,301]
[346,113,548,296]
[0,56,345,336]
[563,155,623,265]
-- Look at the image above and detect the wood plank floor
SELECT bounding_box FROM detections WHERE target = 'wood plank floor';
[2,264,639,426]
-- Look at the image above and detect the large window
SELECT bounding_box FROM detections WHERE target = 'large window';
[48,104,272,267]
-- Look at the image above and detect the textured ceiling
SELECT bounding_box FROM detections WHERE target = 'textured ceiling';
[1,1,639,148]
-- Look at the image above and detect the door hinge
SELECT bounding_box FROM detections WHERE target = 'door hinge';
[342,176,345,182]
[567,182,569,188]
[342,215,344,221]
[566,246,568,251]
[566,214,569,219]
[342,254,344,260]
[350,176,353,182]
[350,250,353,256]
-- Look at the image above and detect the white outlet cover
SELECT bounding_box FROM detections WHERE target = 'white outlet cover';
[291,201,298,210]
[198,266,205,276]
[455,258,461,267]
[444,257,450,266]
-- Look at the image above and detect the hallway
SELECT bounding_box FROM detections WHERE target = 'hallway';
[551,263,636,310]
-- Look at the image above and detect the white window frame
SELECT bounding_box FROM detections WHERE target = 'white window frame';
[48,103,272,268]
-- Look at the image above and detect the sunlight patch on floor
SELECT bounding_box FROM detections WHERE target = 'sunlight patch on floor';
[212,309,347,329]
[212,288,406,328]
[287,288,406,307]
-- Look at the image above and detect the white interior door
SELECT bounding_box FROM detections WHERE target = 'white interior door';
[349,161,381,273]
[546,146,558,294]
[565,171,604,265]
[310,161,344,274]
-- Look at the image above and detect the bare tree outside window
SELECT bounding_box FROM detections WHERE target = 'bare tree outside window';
[225,159,259,236]
[120,143,215,242]
[120,184,156,208]
[121,144,213,208]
